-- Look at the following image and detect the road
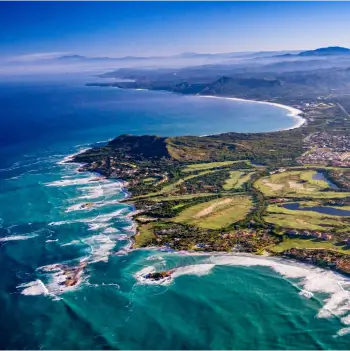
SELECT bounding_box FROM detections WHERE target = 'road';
[337,102,350,118]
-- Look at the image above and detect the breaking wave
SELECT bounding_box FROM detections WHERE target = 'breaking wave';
[142,253,350,335]
[0,233,39,242]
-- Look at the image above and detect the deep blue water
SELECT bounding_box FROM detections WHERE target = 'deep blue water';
[0,81,301,165]
[1,82,350,349]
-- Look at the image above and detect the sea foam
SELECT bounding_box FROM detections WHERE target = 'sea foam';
[0,233,38,242]
[199,255,350,331]
[137,253,350,333]
[18,280,49,296]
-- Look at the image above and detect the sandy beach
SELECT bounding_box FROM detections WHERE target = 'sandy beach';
[199,95,306,131]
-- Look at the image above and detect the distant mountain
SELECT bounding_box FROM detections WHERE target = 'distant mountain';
[48,52,247,64]
[166,76,284,96]
[51,50,302,63]
[297,46,350,57]
[272,47,350,59]
[260,59,346,72]
[58,55,87,60]
[57,55,148,62]
[14,50,307,68]
[96,67,349,101]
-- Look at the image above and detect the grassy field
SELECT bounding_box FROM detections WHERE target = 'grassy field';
[172,195,253,229]
[223,171,255,190]
[264,203,348,231]
[172,203,186,210]
[299,170,329,187]
[255,169,350,198]
[133,223,155,248]
[270,238,350,254]
[223,171,244,190]
[182,160,250,172]
[264,213,344,231]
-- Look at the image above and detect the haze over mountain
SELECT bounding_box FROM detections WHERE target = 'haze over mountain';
[0,49,301,77]
[3,46,350,78]
[7,49,301,64]
[275,46,350,58]
[298,46,350,57]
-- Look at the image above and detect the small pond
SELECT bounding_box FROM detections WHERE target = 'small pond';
[281,202,350,216]
[312,171,339,189]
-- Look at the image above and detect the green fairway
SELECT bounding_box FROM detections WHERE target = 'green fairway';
[264,203,348,231]
[133,223,155,248]
[160,169,219,193]
[172,195,253,229]
[254,169,350,198]
[264,213,344,231]
[182,160,250,172]
[143,177,158,183]
[223,170,254,190]
[270,238,350,254]
[149,193,218,202]
[131,170,219,199]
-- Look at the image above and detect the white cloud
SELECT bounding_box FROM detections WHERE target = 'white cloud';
[9,52,70,62]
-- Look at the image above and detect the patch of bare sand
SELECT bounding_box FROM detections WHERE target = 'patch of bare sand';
[194,198,233,219]
[288,181,304,190]
[296,218,307,225]
[262,179,284,191]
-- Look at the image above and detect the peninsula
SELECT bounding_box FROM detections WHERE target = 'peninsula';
[72,91,350,277]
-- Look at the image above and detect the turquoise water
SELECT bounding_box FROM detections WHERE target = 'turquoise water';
[1,82,350,349]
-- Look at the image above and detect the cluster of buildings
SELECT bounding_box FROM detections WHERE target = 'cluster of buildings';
[286,229,350,247]
[269,168,286,175]
[303,102,335,109]
[286,229,333,241]
[107,160,168,189]
[282,248,350,275]
[298,132,350,166]
[220,229,259,239]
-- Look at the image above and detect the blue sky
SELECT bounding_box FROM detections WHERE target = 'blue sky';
[1,1,350,59]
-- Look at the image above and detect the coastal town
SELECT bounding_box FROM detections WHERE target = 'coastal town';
[298,132,350,167]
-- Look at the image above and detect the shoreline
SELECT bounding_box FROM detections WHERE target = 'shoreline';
[198,95,306,131]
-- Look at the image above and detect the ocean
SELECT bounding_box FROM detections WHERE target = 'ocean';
[1,81,350,350]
